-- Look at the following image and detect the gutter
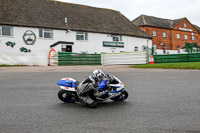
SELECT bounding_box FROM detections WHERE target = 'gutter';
[0,22,152,39]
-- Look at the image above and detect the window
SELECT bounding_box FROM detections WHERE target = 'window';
[183,44,186,52]
[134,46,138,51]
[192,35,195,41]
[76,32,88,40]
[163,45,166,54]
[0,26,13,36]
[184,23,187,28]
[177,46,180,53]
[142,45,147,51]
[153,44,157,54]
[185,35,188,40]
[112,35,122,42]
[177,34,180,39]
[65,17,68,24]
[152,31,156,36]
[39,29,53,38]
[61,45,72,52]
[162,32,166,38]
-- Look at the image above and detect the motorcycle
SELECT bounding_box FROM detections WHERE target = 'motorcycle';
[56,75,128,107]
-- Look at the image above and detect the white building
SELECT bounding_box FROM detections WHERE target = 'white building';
[0,0,152,66]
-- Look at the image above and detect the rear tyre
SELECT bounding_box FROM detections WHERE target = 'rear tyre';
[111,90,128,101]
[58,89,75,103]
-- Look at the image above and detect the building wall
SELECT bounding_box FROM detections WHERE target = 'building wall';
[54,31,152,53]
[139,19,200,52]
[172,19,199,50]
[139,26,171,50]
[0,25,152,65]
[171,30,199,50]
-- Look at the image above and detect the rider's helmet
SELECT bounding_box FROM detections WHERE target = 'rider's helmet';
[92,69,105,81]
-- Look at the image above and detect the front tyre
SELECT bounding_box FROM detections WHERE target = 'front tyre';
[111,90,128,101]
[58,89,75,103]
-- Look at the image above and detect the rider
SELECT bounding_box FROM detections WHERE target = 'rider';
[77,69,112,106]
[92,69,112,97]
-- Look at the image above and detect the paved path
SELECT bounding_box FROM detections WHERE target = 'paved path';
[0,65,134,72]
[1,65,199,73]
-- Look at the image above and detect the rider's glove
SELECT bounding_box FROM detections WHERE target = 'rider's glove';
[108,76,113,82]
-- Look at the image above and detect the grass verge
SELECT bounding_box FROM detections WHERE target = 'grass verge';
[0,65,27,67]
[130,62,200,70]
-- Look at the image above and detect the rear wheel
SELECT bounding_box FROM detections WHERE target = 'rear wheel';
[111,90,128,101]
[58,90,76,103]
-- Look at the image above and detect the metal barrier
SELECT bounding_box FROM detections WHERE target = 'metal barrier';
[101,52,147,65]
[49,52,58,66]
[154,53,200,63]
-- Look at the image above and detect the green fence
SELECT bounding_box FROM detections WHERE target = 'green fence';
[58,52,101,66]
[153,53,200,63]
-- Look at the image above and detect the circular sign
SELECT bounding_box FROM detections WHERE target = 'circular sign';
[23,30,36,45]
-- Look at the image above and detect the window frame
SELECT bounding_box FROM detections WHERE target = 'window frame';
[177,33,180,39]
[0,26,2,35]
[153,44,157,54]
[152,31,156,36]
[177,45,180,53]
[142,45,147,51]
[185,35,188,40]
[39,29,53,39]
[112,35,122,42]
[192,35,195,41]
[162,32,166,38]
[76,32,88,41]
[61,45,72,52]
[134,46,138,51]
[184,23,187,28]
[0,26,13,36]
[163,45,166,54]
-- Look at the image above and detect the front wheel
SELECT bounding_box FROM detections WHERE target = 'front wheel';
[111,90,128,101]
[58,89,76,103]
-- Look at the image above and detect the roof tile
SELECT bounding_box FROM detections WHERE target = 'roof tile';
[0,0,151,38]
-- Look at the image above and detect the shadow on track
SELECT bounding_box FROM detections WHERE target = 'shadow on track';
[54,100,130,110]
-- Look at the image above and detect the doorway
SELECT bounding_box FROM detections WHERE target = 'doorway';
[61,45,72,52]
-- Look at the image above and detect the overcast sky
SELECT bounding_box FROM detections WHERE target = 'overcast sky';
[57,0,200,26]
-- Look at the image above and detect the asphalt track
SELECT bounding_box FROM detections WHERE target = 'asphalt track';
[0,66,200,133]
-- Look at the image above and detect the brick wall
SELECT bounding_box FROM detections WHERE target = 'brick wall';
[172,19,199,50]
[140,26,172,49]
[139,18,200,50]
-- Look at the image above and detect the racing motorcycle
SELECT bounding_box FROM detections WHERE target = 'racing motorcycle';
[56,75,128,107]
